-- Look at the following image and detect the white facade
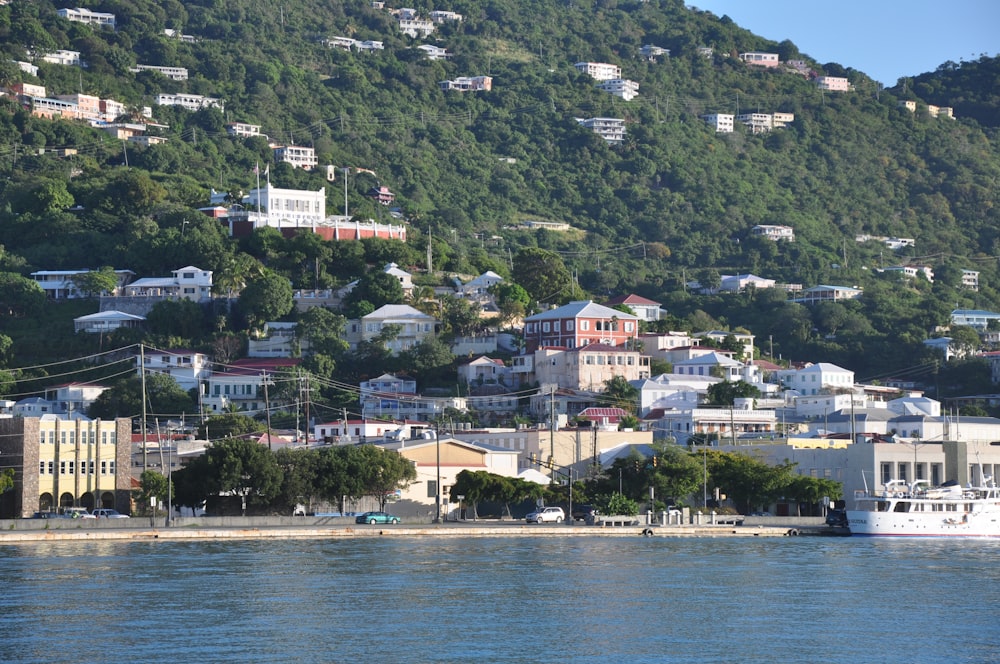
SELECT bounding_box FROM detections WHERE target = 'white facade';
[417,44,451,60]
[779,362,855,396]
[816,76,850,92]
[399,17,435,37]
[57,7,116,28]
[347,305,438,354]
[950,309,1000,332]
[226,122,263,138]
[131,65,188,80]
[155,93,223,112]
[123,266,213,301]
[596,79,639,101]
[137,349,211,392]
[574,62,621,81]
[576,117,626,145]
[702,114,734,133]
[740,52,779,67]
[752,224,795,241]
[962,270,980,291]
[31,269,134,299]
[273,145,318,170]
[41,50,83,66]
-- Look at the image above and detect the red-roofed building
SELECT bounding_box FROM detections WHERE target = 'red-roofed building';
[576,406,630,426]
[523,300,640,353]
[604,294,662,322]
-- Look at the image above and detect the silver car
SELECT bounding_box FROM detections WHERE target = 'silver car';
[526,507,565,524]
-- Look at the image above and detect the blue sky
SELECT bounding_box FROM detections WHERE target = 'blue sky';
[691,0,999,85]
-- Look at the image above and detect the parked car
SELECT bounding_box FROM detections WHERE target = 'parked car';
[29,511,70,519]
[355,511,401,525]
[526,506,565,524]
[571,505,599,522]
[92,509,130,519]
[59,507,96,519]
[750,511,772,517]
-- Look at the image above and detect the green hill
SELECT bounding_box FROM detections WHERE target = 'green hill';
[1,0,999,391]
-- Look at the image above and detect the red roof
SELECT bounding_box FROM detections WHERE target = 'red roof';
[605,293,661,306]
[577,407,629,423]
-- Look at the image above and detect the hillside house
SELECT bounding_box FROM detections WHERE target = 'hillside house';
[57,7,116,28]
[751,224,795,241]
[136,349,212,391]
[123,266,213,301]
[346,305,439,354]
[962,270,980,291]
[31,269,134,299]
[131,65,188,80]
[702,113,734,133]
[740,52,779,67]
[604,294,661,322]
[596,79,639,101]
[73,311,145,333]
[227,122,263,138]
[523,300,640,353]
[532,344,650,391]
[576,117,626,144]
[439,76,492,91]
[776,362,855,396]
[155,93,223,111]
[418,44,451,60]
[273,145,318,170]
[792,285,863,305]
[202,358,301,415]
[816,76,851,92]
[574,62,621,81]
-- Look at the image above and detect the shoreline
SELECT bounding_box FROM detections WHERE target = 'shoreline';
[0,522,841,543]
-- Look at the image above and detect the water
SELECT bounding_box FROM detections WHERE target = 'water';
[2,536,999,663]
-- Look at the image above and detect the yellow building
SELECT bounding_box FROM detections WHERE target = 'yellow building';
[0,416,132,518]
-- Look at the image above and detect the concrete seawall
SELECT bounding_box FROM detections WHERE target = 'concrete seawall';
[0,517,838,543]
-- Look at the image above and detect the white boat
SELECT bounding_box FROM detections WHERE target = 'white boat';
[848,478,1000,537]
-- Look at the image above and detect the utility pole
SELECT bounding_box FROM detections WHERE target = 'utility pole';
[262,371,272,451]
[549,387,556,483]
[140,344,147,471]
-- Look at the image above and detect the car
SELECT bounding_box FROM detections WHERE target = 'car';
[92,508,130,519]
[29,511,70,519]
[59,507,96,519]
[826,508,848,528]
[526,506,565,524]
[355,511,401,525]
[750,511,772,517]
[571,505,599,522]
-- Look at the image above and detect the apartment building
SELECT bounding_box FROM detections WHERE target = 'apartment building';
[57,7,116,28]
[702,113,734,133]
[131,65,189,81]
[574,61,621,81]
[273,145,318,170]
[576,117,626,145]
[816,76,850,92]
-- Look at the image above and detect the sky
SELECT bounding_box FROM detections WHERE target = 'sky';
[692,0,999,85]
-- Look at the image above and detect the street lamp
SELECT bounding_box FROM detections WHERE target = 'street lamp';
[456,495,465,521]
[165,445,173,527]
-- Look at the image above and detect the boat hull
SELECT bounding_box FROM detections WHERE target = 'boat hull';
[847,510,1000,538]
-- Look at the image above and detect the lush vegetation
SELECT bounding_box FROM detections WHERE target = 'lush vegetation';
[1,0,999,403]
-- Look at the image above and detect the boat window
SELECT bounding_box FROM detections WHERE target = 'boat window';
[876,501,890,512]
[893,501,910,513]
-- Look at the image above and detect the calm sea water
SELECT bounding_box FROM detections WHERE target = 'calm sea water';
[2,536,999,664]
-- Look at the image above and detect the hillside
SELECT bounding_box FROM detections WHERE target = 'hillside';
[1,0,999,392]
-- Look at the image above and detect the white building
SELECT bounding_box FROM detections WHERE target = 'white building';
[778,362,855,396]
[155,93,223,112]
[816,76,850,92]
[751,224,795,241]
[31,269,134,299]
[398,16,435,37]
[123,266,213,301]
[950,309,1000,332]
[596,78,639,101]
[57,7,116,28]
[41,50,83,66]
[440,76,492,92]
[962,270,980,292]
[429,10,462,23]
[740,52,779,67]
[417,44,451,60]
[346,305,438,354]
[576,117,626,145]
[131,65,188,80]
[639,45,669,60]
[702,113,734,133]
[226,122,264,139]
[574,62,621,81]
[73,311,145,334]
[219,184,327,230]
[273,145,318,170]
[136,349,211,392]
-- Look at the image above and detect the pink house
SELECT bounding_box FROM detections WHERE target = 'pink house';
[523,300,640,353]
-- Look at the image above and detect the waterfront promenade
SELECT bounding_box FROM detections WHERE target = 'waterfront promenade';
[0,516,832,543]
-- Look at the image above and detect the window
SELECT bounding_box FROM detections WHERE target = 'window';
[567,321,574,331]
[109,461,115,475]
[39,461,45,474]
[68,461,75,475]
[580,321,589,331]
[88,460,95,474]
[101,461,107,475]
[39,432,45,445]
[542,322,550,332]
[625,322,634,332]
[881,462,892,485]
[48,461,54,474]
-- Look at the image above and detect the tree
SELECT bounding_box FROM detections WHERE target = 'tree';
[706,380,761,406]
[273,447,321,514]
[238,269,294,331]
[602,375,638,415]
[489,281,531,326]
[708,451,795,514]
[137,470,171,514]
[0,467,14,494]
[949,326,982,356]
[70,266,119,297]
[512,249,573,305]
[88,373,195,419]
[145,299,208,339]
[196,413,261,439]
[203,437,282,513]
[295,307,349,357]
[440,295,482,338]
[343,270,405,314]
[0,273,46,318]
[348,444,417,511]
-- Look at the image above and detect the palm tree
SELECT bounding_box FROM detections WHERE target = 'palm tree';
[213,253,264,298]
